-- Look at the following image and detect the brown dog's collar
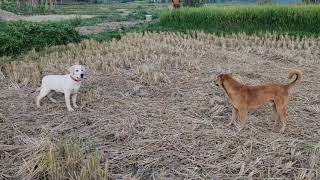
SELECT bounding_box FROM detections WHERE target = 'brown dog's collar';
[70,75,81,82]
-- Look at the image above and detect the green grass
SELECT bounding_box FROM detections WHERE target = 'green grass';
[87,30,124,42]
[54,2,166,16]
[75,9,150,27]
[84,23,151,42]
[0,20,82,57]
[159,5,320,37]
[0,1,167,57]
[52,2,167,27]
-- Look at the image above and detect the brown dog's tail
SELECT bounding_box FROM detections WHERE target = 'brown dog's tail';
[287,70,302,89]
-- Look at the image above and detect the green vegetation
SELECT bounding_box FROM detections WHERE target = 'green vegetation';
[4,2,320,58]
[54,2,164,16]
[75,8,155,27]
[87,30,124,42]
[0,1,168,57]
[159,5,320,36]
[0,0,55,15]
[0,20,81,57]
[55,2,166,26]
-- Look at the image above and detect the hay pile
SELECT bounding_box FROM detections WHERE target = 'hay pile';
[0,32,320,179]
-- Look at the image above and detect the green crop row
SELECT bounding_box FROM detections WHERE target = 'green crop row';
[159,5,320,36]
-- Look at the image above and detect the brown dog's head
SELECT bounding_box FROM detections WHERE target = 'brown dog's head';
[213,73,234,86]
[213,74,225,87]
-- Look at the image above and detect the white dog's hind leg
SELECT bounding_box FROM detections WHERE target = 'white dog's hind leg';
[47,91,57,103]
[72,93,78,108]
[36,88,50,108]
[64,92,74,112]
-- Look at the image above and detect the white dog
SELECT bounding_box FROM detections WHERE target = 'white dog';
[36,65,86,111]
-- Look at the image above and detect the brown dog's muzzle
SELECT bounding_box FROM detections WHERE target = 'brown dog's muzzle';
[214,81,220,86]
[213,75,221,87]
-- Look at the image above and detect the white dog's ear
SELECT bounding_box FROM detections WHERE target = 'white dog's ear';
[68,65,76,74]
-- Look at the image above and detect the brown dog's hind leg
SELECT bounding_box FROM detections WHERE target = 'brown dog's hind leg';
[228,107,238,126]
[279,106,288,133]
[238,110,248,131]
[275,98,288,133]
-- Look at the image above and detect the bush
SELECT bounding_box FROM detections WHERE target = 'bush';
[0,21,82,57]
[159,5,320,36]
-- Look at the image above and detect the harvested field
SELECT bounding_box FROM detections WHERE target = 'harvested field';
[0,32,320,179]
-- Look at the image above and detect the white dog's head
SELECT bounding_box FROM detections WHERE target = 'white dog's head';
[68,65,86,80]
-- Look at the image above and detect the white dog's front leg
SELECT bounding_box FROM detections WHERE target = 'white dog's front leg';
[72,93,78,108]
[64,92,74,112]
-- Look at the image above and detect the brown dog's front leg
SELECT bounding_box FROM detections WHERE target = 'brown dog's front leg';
[272,104,280,130]
[239,110,248,131]
[228,107,238,126]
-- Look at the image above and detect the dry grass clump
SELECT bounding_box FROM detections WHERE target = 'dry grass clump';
[1,32,320,87]
[13,135,109,180]
[136,64,169,84]
[1,32,320,179]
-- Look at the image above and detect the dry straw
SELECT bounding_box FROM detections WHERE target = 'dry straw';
[0,32,319,179]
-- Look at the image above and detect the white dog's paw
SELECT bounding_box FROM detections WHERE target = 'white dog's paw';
[227,122,234,126]
[49,99,57,103]
[68,108,75,112]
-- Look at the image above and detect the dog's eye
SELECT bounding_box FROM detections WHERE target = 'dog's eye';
[76,70,79,72]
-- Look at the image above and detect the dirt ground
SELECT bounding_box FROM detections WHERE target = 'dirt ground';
[0,33,319,179]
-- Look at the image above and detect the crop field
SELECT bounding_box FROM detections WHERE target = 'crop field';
[1,32,319,179]
[159,5,320,36]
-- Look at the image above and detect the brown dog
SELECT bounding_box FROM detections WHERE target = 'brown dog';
[214,70,302,132]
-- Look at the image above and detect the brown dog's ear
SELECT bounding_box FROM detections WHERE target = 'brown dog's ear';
[68,65,76,74]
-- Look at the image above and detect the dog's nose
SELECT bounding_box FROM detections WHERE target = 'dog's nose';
[80,74,84,78]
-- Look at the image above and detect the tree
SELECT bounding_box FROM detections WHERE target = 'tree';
[303,0,320,3]
[183,0,207,7]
